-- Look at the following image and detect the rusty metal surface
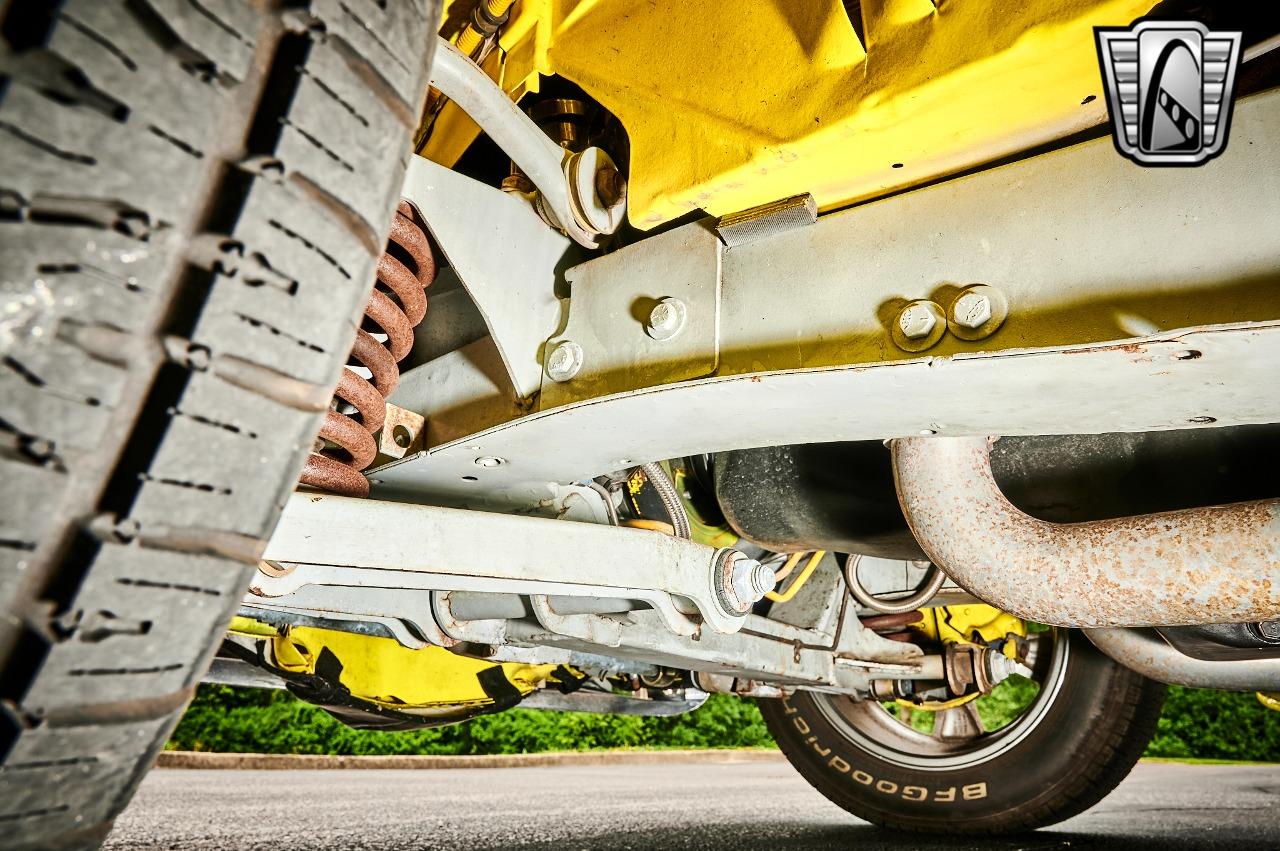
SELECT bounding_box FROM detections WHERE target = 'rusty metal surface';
[892,436,1280,628]
[300,201,436,498]
[1086,627,1280,691]
[377,402,426,461]
[860,611,924,633]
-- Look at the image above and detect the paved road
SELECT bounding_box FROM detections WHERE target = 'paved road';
[105,760,1279,850]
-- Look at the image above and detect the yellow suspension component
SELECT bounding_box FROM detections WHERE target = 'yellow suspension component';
[228,615,558,719]
[896,605,1031,710]
[1258,692,1280,712]
[913,604,1028,649]
[424,0,1158,229]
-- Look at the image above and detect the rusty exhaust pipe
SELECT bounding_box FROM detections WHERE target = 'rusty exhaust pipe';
[891,436,1280,628]
[1084,627,1280,690]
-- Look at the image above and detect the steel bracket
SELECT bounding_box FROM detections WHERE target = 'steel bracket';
[400,155,571,399]
[539,221,722,408]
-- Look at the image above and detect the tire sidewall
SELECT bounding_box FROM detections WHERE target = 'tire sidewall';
[760,630,1154,831]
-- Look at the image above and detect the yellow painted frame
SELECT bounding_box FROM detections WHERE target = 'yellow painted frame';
[426,0,1156,228]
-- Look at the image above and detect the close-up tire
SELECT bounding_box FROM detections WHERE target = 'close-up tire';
[0,1,437,847]
[759,628,1168,834]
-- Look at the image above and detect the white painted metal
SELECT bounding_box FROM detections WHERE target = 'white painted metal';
[245,592,452,648]
[715,91,1280,377]
[257,493,748,634]
[373,89,1280,505]
[521,688,708,716]
[540,223,722,408]
[427,38,588,245]
[374,321,1280,502]
[400,156,569,399]
[204,658,286,690]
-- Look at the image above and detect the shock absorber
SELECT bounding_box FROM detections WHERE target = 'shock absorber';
[300,201,435,498]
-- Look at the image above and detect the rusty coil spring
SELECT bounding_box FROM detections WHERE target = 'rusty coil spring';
[300,201,435,498]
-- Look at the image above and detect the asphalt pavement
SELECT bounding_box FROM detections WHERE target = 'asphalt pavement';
[104,759,1280,850]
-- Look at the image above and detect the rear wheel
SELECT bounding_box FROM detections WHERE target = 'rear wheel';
[0,2,437,847]
[759,628,1166,834]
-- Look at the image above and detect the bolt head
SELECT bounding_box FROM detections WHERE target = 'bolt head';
[645,297,687,341]
[952,292,993,330]
[897,303,938,340]
[595,167,627,207]
[546,340,584,382]
[985,650,1033,684]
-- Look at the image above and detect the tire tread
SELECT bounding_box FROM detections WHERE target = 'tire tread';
[0,2,437,846]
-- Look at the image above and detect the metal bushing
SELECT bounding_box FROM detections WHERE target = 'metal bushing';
[567,147,627,237]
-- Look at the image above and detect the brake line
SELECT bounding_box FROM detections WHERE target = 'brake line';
[766,551,826,603]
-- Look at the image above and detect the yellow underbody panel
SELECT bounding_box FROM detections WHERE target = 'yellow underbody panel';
[263,625,555,713]
[915,604,1027,649]
[428,0,1156,228]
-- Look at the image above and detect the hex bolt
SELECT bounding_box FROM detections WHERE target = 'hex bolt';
[645,297,688,342]
[952,291,993,330]
[897,302,939,340]
[946,284,1007,341]
[545,340,584,382]
[984,650,1033,685]
[732,557,776,605]
[891,300,946,352]
[1256,620,1280,643]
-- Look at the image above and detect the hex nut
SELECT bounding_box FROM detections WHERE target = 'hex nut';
[645,297,688,341]
[545,340,584,382]
[890,300,946,352]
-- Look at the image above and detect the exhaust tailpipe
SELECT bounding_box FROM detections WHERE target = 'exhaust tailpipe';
[891,436,1280,627]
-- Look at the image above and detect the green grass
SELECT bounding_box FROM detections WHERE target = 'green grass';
[169,682,1280,762]
[168,687,775,756]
